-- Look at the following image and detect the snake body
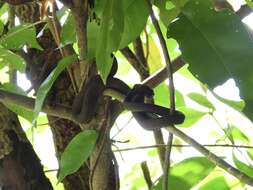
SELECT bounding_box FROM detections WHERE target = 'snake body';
[72,58,185,129]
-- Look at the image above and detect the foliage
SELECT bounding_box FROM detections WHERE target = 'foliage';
[0,0,253,189]
[58,130,98,182]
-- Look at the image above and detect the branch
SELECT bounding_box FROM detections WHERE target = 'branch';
[141,161,153,189]
[133,37,149,71]
[146,3,176,188]
[114,144,253,152]
[237,4,253,19]
[0,89,74,122]
[142,56,185,88]
[168,126,253,186]
[120,47,149,79]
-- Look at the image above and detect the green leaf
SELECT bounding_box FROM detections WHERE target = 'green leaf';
[167,0,253,120]
[232,153,253,178]
[0,83,34,122]
[225,126,249,144]
[33,55,78,123]
[119,0,149,49]
[0,4,8,19]
[154,82,170,107]
[0,24,42,50]
[188,92,215,110]
[61,13,100,61]
[0,48,25,72]
[87,21,100,60]
[0,20,4,35]
[245,0,253,9]
[154,83,185,108]
[153,157,215,190]
[212,92,245,111]
[178,107,206,128]
[247,149,253,162]
[154,0,180,26]
[96,0,124,80]
[61,12,76,46]
[58,130,98,181]
[199,176,230,190]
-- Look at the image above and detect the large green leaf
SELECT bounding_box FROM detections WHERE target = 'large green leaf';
[119,0,149,48]
[96,0,148,80]
[33,55,78,123]
[0,48,25,72]
[167,0,253,120]
[153,157,215,190]
[58,130,98,181]
[87,21,100,60]
[0,24,42,50]
[96,0,124,80]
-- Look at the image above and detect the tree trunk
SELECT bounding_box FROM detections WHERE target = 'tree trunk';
[0,104,53,189]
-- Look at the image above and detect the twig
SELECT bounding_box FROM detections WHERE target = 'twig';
[45,4,78,93]
[167,126,253,186]
[147,0,175,110]
[146,1,175,189]
[111,115,133,139]
[120,47,149,79]
[163,134,173,189]
[113,144,253,152]
[134,37,149,71]
[144,29,150,60]
[141,161,153,189]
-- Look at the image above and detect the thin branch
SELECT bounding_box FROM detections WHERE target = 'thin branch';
[121,45,167,166]
[168,126,253,186]
[141,161,153,189]
[134,37,148,70]
[146,0,175,111]
[120,47,149,79]
[142,56,185,88]
[146,2,175,189]
[163,134,173,190]
[113,144,253,152]
[144,29,150,60]
[121,42,166,166]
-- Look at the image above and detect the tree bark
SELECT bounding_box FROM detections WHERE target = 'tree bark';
[0,104,53,190]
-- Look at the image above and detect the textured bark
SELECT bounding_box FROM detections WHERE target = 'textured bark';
[0,105,53,190]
